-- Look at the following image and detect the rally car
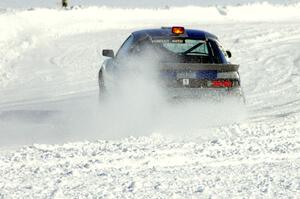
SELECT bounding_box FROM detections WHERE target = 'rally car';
[99,26,243,100]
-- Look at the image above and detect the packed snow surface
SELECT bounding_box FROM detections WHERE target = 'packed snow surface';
[1,3,300,198]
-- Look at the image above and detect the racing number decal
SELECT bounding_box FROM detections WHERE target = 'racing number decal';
[183,79,189,86]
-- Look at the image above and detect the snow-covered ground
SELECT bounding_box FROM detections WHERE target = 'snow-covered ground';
[1,3,300,198]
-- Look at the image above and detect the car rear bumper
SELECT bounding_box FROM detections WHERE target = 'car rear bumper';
[164,87,244,101]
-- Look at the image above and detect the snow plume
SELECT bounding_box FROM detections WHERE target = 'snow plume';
[92,49,247,141]
[96,96,246,141]
[0,49,246,146]
[96,50,169,139]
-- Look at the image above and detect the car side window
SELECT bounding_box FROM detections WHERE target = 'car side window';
[216,41,228,57]
[216,40,230,63]
[208,40,226,64]
[116,35,135,58]
[131,39,153,55]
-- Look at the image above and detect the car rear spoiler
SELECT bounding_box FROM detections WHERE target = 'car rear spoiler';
[160,63,239,72]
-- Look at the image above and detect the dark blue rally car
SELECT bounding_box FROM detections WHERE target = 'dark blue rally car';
[99,26,243,100]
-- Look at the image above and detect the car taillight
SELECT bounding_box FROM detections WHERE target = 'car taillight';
[211,80,233,87]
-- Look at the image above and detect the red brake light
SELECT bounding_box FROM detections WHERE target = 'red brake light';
[172,26,185,34]
[211,80,233,88]
[223,80,233,87]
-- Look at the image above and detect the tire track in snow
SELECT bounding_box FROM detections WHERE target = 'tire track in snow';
[226,23,300,121]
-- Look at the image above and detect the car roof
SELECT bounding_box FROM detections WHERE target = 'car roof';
[132,28,219,41]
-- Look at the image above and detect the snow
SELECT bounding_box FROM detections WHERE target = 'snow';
[0,0,298,9]
[1,118,300,198]
[1,2,300,198]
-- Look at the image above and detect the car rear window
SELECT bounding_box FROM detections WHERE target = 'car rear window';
[122,37,223,64]
[152,38,209,56]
